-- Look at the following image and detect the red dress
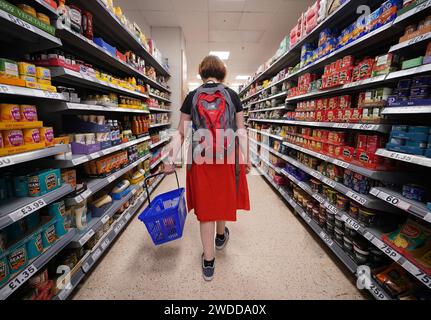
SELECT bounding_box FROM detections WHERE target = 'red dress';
[186,161,250,222]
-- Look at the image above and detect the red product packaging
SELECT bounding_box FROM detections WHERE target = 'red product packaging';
[318,129,329,142]
[339,68,353,85]
[332,71,340,87]
[356,150,383,169]
[334,145,343,158]
[356,134,368,149]
[359,58,375,79]
[316,110,326,122]
[342,55,355,68]
[357,92,366,108]
[324,64,331,75]
[352,65,360,82]
[328,131,346,144]
[339,95,351,109]
[336,109,345,122]
[343,108,353,122]
[366,135,383,153]
[82,10,93,40]
[326,109,337,122]
[328,97,340,109]
[341,146,355,162]
[350,108,363,123]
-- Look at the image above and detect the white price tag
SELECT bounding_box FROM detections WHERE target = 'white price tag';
[5,12,34,31]
[333,159,350,169]
[72,157,88,166]
[387,151,413,163]
[402,261,431,289]
[323,178,337,189]
[298,181,308,190]
[43,91,60,99]
[82,262,90,273]
[79,229,95,246]
[10,199,46,222]
[343,215,361,231]
[309,171,322,180]
[101,238,110,250]
[0,84,12,94]
[408,33,431,46]
[369,284,387,300]
[101,215,110,224]
[319,231,334,247]
[125,212,132,221]
[374,190,411,211]
[107,175,116,183]
[0,264,38,299]
[74,195,83,204]
[0,156,14,168]
[91,248,102,261]
[304,215,311,224]
[114,221,124,234]
[364,232,374,241]
[325,203,339,215]
[346,191,367,205]
[313,194,325,204]
[415,0,431,13]
[424,212,431,223]
[333,123,349,129]
[378,242,403,262]
[81,189,92,200]
[88,152,100,160]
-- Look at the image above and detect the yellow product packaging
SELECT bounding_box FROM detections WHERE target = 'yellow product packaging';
[36,67,51,81]
[37,13,51,25]
[25,81,39,89]
[17,4,37,17]
[19,75,36,83]
[0,104,21,122]
[38,83,57,92]
[37,79,52,86]
[40,127,54,146]
[18,62,37,77]
[23,128,41,144]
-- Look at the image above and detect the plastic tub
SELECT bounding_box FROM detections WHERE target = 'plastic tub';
[343,236,354,255]
[334,227,344,244]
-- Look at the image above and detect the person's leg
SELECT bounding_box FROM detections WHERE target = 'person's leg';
[216,221,226,236]
[200,221,215,261]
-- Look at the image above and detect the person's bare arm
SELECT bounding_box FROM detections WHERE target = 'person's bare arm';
[235,111,251,174]
[163,112,192,174]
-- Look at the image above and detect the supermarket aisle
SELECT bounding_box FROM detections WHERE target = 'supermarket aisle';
[72,168,365,300]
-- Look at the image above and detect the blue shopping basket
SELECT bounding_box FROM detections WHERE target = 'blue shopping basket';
[138,172,187,245]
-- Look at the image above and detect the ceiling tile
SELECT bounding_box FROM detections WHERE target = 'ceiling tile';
[140,11,180,27]
[178,12,209,42]
[138,0,174,11]
[116,0,141,10]
[209,30,263,43]
[243,0,283,12]
[209,12,242,30]
[172,0,209,12]
[209,0,245,12]
[238,12,273,31]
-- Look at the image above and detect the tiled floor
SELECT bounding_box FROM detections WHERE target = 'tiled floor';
[72,168,366,300]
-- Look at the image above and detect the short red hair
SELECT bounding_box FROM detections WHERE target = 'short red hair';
[199,55,227,82]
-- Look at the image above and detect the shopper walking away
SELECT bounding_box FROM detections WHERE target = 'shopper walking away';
[163,55,251,281]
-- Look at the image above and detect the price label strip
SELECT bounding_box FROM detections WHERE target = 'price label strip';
[372,189,411,212]
[323,177,337,189]
[0,84,13,94]
[341,215,361,231]
[91,248,102,262]
[72,156,88,166]
[402,260,431,289]
[0,156,15,168]
[333,159,350,169]
[371,237,403,262]
[81,189,92,200]
[101,215,110,224]
[101,238,111,250]
[0,264,38,299]
[368,284,388,300]
[107,174,117,183]
[82,262,90,273]
[79,229,95,246]
[319,231,334,247]
[346,191,367,206]
[10,199,47,222]
[125,212,132,221]
[2,11,34,32]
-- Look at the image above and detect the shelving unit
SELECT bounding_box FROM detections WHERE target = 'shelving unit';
[0,0,173,302]
[52,175,165,300]
[251,159,393,300]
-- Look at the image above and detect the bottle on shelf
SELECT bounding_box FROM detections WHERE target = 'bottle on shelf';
[132,116,140,135]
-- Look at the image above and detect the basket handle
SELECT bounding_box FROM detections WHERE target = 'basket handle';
[143,171,180,207]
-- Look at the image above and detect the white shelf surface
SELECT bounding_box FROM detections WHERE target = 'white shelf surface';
[0,145,69,169]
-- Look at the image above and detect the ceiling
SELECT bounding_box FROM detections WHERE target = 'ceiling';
[118,0,314,90]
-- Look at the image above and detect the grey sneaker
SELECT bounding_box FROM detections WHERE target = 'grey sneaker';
[202,254,215,281]
[215,227,230,250]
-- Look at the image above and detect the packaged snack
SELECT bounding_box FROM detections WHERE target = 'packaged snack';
[23,128,41,144]
[0,58,18,78]
[20,105,38,122]
[2,130,24,147]
[376,263,413,297]
[82,10,93,40]
[37,12,51,25]
[18,62,36,77]
[0,104,21,122]
[7,241,28,274]
[40,127,54,146]
[36,67,51,81]
[42,220,57,248]
[17,4,37,17]
[387,219,431,252]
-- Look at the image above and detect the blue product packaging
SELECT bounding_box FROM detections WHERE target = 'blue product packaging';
[28,168,62,197]
[400,145,426,155]
[14,175,29,198]
[402,184,426,202]
[389,137,405,146]
[48,200,66,220]
[391,125,409,132]
[41,220,57,249]
[425,149,431,158]
[391,132,428,142]
[0,255,10,287]
[55,218,68,237]
[26,212,40,231]
[409,126,430,134]
[26,231,44,260]
[6,220,27,242]
[367,7,382,32]
[405,140,427,148]
[7,241,28,275]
